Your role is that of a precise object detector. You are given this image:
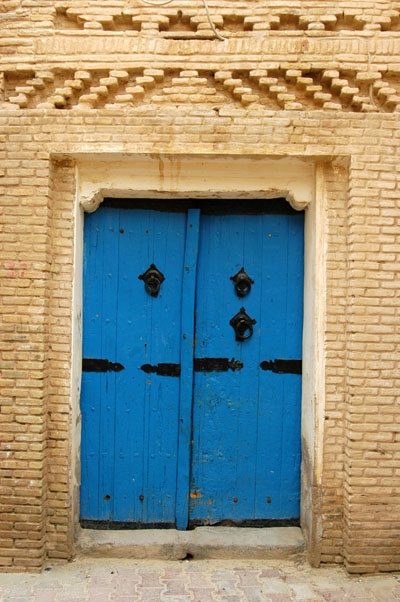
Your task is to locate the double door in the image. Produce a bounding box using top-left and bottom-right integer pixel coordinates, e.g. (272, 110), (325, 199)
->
(80, 199), (304, 529)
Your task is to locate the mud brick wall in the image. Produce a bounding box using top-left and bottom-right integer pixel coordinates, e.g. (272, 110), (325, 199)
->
(1, 0), (400, 572)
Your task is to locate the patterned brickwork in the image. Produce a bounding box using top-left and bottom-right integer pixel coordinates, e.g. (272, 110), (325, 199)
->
(52, 2), (400, 36)
(320, 162), (349, 565)
(46, 160), (75, 561)
(0, 116), (51, 570)
(3, 1), (400, 36)
(0, 0), (400, 573)
(3, 66), (400, 112)
(344, 149), (400, 572)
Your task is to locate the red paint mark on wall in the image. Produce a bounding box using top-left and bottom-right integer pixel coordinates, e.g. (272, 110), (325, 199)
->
(6, 263), (27, 278)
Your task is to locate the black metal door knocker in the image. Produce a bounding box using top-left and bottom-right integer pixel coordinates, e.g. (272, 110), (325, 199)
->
(230, 307), (256, 341)
(138, 263), (165, 297)
(230, 267), (254, 298)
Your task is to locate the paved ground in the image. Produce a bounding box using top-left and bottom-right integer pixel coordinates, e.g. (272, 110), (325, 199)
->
(1, 556), (400, 602)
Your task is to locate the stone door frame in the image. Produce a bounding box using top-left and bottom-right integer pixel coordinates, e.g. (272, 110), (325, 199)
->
(69, 153), (328, 564)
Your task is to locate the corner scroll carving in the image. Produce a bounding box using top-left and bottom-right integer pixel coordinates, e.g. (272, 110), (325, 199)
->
(285, 191), (311, 211)
(80, 189), (104, 213)
(287, 196), (310, 211)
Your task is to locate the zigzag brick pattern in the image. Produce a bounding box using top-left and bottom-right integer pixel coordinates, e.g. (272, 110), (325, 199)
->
(3, 67), (400, 112)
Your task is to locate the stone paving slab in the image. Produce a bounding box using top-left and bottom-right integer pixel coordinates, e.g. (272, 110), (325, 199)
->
(0, 556), (400, 602)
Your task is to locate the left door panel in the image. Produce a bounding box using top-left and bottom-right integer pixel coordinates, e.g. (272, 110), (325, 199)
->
(80, 206), (187, 526)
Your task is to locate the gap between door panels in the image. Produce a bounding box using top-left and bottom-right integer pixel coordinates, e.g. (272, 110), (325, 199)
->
(101, 197), (299, 215)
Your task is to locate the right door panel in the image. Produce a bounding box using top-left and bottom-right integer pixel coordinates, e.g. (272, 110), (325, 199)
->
(190, 211), (304, 524)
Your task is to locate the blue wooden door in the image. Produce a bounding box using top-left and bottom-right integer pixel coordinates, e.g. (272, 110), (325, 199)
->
(80, 201), (303, 528)
(80, 205), (188, 525)
(190, 211), (304, 525)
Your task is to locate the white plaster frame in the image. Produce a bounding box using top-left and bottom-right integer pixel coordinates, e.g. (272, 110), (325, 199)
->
(70, 154), (326, 564)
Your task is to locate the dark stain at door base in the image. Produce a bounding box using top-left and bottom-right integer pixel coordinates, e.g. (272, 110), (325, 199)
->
(189, 517), (300, 528)
(80, 518), (300, 530)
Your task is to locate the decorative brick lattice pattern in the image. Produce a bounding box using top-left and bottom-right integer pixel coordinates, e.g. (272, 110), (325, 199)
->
(52, 4), (400, 36)
(26, 1), (400, 36)
(3, 67), (400, 112)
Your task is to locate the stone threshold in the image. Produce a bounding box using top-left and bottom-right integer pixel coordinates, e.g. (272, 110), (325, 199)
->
(76, 526), (304, 560)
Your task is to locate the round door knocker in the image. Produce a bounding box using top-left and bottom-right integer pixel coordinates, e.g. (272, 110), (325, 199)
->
(229, 307), (256, 341)
(230, 267), (254, 298)
(138, 263), (165, 297)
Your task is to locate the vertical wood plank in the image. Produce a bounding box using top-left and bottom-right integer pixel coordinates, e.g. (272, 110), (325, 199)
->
(81, 210), (104, 519)
(175, 208), (200, 530)
(144, 209), (186, 523)
(97, 210), (120, 520)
